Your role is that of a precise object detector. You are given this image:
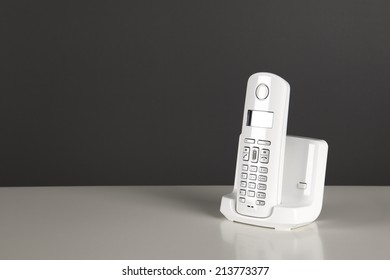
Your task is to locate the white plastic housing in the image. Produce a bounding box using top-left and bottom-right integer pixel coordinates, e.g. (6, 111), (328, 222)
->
(221, 135), (328, 230)
(235, 73), (290, 218)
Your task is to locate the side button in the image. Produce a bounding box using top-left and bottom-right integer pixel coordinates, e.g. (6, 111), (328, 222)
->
(297, 182), (307, 189)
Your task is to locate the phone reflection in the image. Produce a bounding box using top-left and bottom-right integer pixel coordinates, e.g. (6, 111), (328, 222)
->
(219, 221), (323, 259)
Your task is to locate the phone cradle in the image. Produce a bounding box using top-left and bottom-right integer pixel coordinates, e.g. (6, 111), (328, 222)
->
(220, 135), (328, 230)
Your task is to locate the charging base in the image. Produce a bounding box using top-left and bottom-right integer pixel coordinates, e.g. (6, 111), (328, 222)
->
(220, 136), (328, 230)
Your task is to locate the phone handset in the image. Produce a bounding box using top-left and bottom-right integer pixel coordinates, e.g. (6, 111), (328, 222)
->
(235, 73), (290, 218)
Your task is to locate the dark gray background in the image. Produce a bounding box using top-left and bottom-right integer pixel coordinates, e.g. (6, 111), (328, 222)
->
(1, 1), (389, 186)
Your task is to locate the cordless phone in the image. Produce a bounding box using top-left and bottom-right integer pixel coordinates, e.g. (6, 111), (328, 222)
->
(235, 73), (290, 218)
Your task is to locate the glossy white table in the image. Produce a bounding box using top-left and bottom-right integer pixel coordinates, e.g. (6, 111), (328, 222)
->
(0, 185), (389, 259)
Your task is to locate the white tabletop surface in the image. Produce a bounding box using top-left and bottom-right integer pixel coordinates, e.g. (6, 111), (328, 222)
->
(0, 185), (389, 260)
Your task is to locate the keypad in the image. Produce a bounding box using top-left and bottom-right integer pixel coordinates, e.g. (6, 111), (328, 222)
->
(238, 138), (271, 206)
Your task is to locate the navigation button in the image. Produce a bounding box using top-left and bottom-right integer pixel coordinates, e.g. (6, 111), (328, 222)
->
(251, 147), (259, 163)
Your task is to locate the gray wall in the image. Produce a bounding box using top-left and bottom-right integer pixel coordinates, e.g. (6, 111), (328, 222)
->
(1, 1), (390, 186)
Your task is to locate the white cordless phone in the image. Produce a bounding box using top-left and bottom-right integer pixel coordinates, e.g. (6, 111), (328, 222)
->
(235, 73), (290, 218)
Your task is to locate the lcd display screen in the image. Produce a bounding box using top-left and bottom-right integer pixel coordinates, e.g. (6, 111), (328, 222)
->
(247, 110), (274, 128)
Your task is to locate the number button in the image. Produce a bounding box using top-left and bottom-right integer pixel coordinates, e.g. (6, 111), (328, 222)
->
(248, 191), (255, 197)
(239, 189), (246, 196)
(239, 197), (246, 203)
(249, 174), (257, 181)
(257, 183), (267, 190)
(250, 165), (258, 172)
(242, 164), (249, 171)
(256, 200), (265, 206)
(248, 182), (256, 189)
(240, 181), (247, 188)
(241, 173), (248, 179)
(259, 167), (268, 173)
(258, 175), (267, 182)
(257, 192), (266, 199)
